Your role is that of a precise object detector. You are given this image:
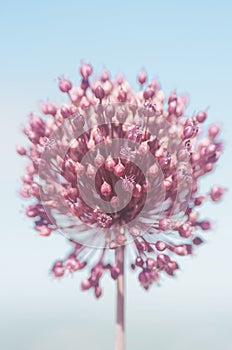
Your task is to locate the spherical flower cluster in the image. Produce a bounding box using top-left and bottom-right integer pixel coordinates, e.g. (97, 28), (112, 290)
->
(17, 62), (225, 297)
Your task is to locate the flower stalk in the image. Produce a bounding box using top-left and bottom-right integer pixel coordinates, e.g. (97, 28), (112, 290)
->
(115, 244), (125, 350)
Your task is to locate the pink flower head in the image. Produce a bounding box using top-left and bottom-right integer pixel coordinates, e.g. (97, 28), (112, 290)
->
(17, 62), (225, 297)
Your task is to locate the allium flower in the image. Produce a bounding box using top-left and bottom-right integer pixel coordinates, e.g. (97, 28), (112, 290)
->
(17, 62), (225, 350)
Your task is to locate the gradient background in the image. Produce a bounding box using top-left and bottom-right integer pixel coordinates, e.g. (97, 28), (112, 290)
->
(1, 0), (232, 349)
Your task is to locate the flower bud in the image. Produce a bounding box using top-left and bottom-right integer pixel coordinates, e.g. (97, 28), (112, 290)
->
(114, 162), (125, 177)
(81, 279), (91, 290)
(80, 63), (93, 78)
(155, 241), (166, 251)
(111, 266), (120, 280)
(16, 145), (27, 156)
(146, 258), (156, 269)
(95, 286), (102, 298)
(200, 220), (211, 230)
(101, 69), (110, 82)
(135, 256), (144, 267)
(208, 124), (220, 139)
(58, 77), (72, 92)
(101, 181), (112, 196)
(210, 186), (225, 202)
(105, 155), (116, 171)
(52, 262), (65, 277)
(137, 70), (147, 85)
(193, 237), (203, 245)
(116, 106), (127, 123)
(196, 111), (207, 123)
(95, 85), (105, 100)
(159, 218), (170, 231)
(143, 87), (154, 100)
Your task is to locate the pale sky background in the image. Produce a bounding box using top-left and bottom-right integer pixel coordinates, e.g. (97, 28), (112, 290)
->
(0, 0), (232, 349)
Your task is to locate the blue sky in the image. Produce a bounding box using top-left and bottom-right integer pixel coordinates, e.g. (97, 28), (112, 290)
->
(0, 1), (232, 349)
